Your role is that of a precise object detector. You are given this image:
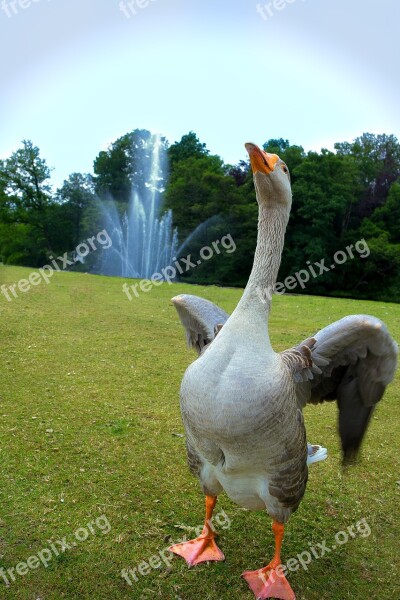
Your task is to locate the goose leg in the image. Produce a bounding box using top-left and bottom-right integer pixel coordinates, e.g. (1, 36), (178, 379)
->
(242, 521), (296, 600)
(169, 495), (225, 567)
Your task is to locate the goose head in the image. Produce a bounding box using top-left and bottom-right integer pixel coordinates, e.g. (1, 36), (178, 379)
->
(245, 142), (292, 210)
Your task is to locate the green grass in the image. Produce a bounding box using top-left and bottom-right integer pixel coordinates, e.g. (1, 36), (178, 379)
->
(0, 265), (399, 600)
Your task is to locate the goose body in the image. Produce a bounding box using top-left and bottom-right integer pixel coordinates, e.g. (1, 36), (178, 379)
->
(169, 143), (398, 599)
(180, 305), (307, 520)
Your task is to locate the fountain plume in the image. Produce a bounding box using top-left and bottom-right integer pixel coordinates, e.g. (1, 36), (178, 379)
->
(97, 135), (179, 279)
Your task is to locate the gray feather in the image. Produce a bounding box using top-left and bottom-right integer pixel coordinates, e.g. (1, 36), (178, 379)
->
(285, 315), (398, 462)
(172, 294), (229, 355)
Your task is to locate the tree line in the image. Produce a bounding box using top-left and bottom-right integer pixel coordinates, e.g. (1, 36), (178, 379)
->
(0, 129), (399, 302)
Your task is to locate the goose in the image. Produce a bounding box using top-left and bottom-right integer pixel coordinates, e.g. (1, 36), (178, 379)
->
(169, 142), (398, 599)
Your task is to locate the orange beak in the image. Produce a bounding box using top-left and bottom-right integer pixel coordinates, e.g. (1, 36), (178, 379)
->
(245, 143), (279, 175)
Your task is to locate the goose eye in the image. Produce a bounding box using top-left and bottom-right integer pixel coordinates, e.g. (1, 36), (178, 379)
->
(282, 165), (289, 174)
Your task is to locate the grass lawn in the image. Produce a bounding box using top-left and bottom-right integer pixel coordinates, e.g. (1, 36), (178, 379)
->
(0, 265), (399, 600)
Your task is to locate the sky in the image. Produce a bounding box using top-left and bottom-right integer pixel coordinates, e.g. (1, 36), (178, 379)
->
(1, 0), (399, 189)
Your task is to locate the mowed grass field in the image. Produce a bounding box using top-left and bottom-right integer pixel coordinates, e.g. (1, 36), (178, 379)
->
(0, 265), (399, 600)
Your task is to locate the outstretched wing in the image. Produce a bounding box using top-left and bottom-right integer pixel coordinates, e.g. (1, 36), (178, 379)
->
(172, 294), (229, 355)
(281, 315), (398, 462)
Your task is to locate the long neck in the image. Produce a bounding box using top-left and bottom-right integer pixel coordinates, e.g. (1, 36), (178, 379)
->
(231, 199), (290, 348)
(246, 202), (289, 301)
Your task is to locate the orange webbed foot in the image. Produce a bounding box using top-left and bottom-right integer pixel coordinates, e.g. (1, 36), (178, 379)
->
(169, 533), (225, 567)
(242, 564), (296, 600)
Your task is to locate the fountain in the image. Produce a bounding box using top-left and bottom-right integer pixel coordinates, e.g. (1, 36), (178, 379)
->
(97, 135), (179, 279)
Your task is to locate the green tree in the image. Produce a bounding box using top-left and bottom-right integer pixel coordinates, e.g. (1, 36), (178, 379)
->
(168, 131), (209, 167)
(0, 140), (53, 231)
(0, 141), (54, 265)
(165, 154), (237, 239)
(279, 149), (360, 292)
(369, 181), (400, 243)
(93, 129), (168, 203)
(351, 182), (400, 300)
(54, 173), (96, 248)
(335, 133), (400, 218)
(165, 134), (258, 286)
